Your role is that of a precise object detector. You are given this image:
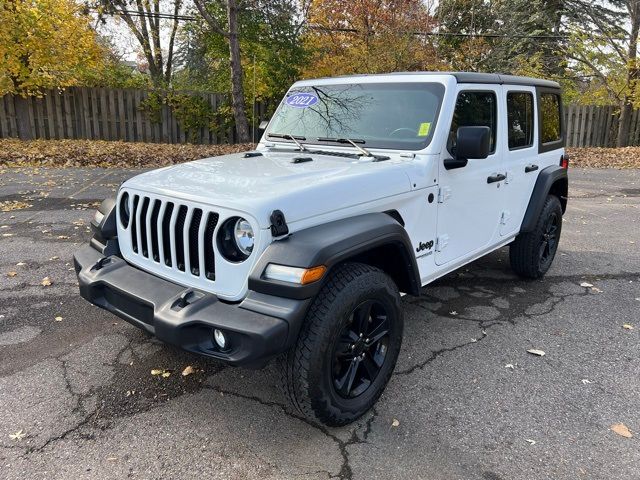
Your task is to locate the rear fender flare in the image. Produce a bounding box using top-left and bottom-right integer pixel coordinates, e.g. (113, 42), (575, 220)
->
(520, 165), (568, 233)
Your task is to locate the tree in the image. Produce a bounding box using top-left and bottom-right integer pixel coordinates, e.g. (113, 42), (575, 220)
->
(563, 0), (637, 146)
(434, 0), (497, 71)
(0, 0), (107, 139)
(0, 0), (106, 96)
(303, 0), (442, 77)
(193, 0), (251, 142)
(93, 0), (183, 86)
(176, 0), (308, 131)
(435, 0), (567, 75)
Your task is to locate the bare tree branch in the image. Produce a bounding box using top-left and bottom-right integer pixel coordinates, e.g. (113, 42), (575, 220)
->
(193, 0), (229, 37)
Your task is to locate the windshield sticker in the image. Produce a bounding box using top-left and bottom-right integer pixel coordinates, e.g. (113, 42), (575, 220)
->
(418, 122), (432, 137)
(285, 93), (319, 108)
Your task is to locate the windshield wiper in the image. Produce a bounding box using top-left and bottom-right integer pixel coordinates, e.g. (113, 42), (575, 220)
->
(316, 137), (373, 157)
(267, 133), (309, 152)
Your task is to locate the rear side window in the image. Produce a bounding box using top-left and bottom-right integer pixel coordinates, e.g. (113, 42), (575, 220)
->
(507, 92), (534, 149)
(540, 93), (561, 144)
(448, 91), (497, 154)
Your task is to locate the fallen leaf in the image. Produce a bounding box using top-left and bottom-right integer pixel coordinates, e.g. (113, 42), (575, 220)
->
(150, 369), (164, 376)
(505, 364), (515, 369)
(391, 419), (400, 427)
(611, 423), (633, 438)
(9, 430), (26, 441)
(525, 439), (536, 445)
(527, 349), (546, 356)
(161, 371), (171, 378)
(41, 277), (52, 286)
(182, 365), (195, 377)
(580, 282), (594, 288)
(57, 235), (70, 239)
(0, 200), (32, 212)
(591, 287), (603, 293)
(16, 262), (26, 266)
(582, 379), (592, 384)
(54, 316), (63, 322)
(623, 324), (634, 330)
(49, 256), (59, 260)
(0, 139), (252, 169)
(7, 271), (17, 277)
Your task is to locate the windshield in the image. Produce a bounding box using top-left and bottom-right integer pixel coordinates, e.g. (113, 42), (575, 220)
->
(266, 82), (445, 151)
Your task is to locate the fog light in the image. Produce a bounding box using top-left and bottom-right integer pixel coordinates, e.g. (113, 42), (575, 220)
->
(213, 329), (227, 350)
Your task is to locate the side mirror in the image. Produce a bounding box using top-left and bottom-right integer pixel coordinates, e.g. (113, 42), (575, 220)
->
(444, 126), (491, 170)
(259, 120), (269, 132)
(456, 126), (491, 160)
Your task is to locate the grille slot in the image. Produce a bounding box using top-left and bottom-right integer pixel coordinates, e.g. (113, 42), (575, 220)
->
(161, 203), (174, 266)
(188, 209), (203, 276)
(131, 195), (140, 253)
(174, 205), (188, 271)
(125, 193), (223, 284)
(139, 197), (150, 257)
(149, 200), (161, 262)
(204, 212), (219, 280)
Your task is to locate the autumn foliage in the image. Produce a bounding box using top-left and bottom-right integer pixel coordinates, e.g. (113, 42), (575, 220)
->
(303, 0), (444, 78)
(0, 0), (106, 96)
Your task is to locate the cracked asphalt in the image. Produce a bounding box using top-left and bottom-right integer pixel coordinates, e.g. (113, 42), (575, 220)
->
(0, 166), (639, 480)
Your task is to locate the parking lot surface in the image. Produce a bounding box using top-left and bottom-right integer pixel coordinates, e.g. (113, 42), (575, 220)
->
(1, 166), (639, 479)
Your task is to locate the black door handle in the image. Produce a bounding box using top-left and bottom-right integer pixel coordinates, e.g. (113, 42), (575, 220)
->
(525, 164), (539, 173)
(487, 173), (506, 184)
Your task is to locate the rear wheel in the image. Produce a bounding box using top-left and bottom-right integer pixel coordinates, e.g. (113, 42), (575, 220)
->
(510, 195), (563, 278)
(279, 262), (403, 426)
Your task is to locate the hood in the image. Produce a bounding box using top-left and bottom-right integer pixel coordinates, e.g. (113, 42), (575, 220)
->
(122, 149), (413, 228)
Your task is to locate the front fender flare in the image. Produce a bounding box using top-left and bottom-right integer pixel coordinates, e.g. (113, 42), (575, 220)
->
(248, 213), (421, 300)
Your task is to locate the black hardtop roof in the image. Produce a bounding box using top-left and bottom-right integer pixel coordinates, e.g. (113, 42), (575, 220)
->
(323, 71), (560, 89)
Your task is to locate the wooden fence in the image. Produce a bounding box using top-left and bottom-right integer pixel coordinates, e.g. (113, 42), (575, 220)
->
(565, 105), (625, 148)
(0, 89), (637, 147)
(0, 87), (268, 144)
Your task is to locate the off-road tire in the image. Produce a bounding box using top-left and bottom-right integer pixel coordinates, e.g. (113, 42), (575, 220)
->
(278, 262), (403, 426)
(510, 194), (563, 279)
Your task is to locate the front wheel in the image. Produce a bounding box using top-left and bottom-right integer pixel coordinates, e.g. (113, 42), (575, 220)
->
(279, 262), (403, 426)
(510, 194), (563, 279)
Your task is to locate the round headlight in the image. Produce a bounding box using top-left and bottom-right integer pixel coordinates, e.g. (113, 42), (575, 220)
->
(119, 192), (130, 228)
(217, 216), (254, 262)
(234, 218), (254, 255)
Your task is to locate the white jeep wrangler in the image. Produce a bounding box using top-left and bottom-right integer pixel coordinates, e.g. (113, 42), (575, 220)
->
(75, 72), (568, 426)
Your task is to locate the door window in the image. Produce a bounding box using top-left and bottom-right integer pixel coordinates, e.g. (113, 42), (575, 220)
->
(507, 92), (534, 149)
(448, 91), (497, 154)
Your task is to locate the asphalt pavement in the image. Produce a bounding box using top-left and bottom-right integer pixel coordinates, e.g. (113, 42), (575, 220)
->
(0, 166), (639, 480)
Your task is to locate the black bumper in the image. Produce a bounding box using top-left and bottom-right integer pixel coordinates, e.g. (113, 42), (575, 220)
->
(74, 245), (310, 368)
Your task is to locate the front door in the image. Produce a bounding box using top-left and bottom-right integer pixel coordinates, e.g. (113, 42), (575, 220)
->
(435, 86), (505, 266)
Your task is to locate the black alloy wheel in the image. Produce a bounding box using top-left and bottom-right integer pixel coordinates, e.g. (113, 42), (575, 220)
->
(331, 299), (392, 399)
(539, 211), (559, 267)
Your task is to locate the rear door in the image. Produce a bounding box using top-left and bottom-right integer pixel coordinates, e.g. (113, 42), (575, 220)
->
(500, 87), (538, 236)
(435, 86), (505, 265)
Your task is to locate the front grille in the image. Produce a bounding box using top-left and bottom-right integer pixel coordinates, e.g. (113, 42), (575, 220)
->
(127, 195), (219, 282)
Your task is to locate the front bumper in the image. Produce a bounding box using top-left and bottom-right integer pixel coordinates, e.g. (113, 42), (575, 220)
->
(74, 244), (310, 368)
